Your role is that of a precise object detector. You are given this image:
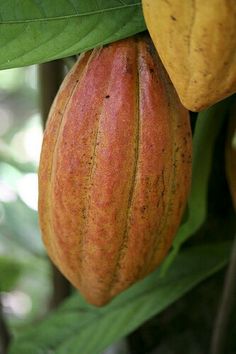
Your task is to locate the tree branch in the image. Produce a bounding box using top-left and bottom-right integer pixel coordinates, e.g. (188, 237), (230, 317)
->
(38, 60), (65, 128)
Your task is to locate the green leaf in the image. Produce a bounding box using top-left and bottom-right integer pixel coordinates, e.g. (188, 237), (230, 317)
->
(162, 99), (233, 273)
(0, 0), (145, 70)
(9, 242), (231, 354)
(0, 256), (23, 291)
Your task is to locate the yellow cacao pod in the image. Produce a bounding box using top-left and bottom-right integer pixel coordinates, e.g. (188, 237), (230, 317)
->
(38, 35), (192, 306)
(225, 106), (236, 211)
(142, 0), (236, 111)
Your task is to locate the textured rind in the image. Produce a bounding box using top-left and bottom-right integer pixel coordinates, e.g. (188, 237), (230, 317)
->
(38, 35), (192, 306)
(225, 107), (236, 211)
(142, 0), (236, 111)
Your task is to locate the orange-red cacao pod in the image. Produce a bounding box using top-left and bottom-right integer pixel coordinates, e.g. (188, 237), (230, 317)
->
(38, 35), (192, 306)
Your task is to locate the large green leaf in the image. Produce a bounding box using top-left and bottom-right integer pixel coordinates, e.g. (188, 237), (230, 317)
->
(0, 0), (145, 70)
(9, 242), (230, 354)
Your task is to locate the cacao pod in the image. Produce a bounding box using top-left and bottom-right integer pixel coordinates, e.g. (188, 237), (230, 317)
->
(225, 106), (236, 211)
(38, 35), (192, 306)
(142, 0), (236, 111)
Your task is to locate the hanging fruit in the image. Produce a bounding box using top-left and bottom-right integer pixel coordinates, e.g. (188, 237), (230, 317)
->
(38, 35), (192, 306)
(142, 0), (236, 111)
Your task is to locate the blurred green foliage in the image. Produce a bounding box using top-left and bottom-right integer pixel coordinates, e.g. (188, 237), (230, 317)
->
(0, 66), (51, 333)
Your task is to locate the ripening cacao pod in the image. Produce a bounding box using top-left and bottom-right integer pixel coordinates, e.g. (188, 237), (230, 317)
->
(225, 106), (236, 211)
(142, 0), (236, 111)
(38, 35), (192, 306)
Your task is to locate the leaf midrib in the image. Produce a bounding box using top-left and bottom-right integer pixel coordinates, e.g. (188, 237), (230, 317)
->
(0, 2), (142, 25)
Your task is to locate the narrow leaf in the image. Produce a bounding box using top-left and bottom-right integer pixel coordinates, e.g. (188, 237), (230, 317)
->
(162, 99), (233, 272)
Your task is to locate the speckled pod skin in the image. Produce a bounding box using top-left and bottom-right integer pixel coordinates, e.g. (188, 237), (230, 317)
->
(38, 35), (192, 306)
(225, 107), (236, 211)
(142, 0), (236, 111)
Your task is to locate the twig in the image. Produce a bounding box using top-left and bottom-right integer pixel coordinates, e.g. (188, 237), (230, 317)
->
(38, 60), (71, 308)
(0, 295), (11, 354)
(210, 233), (236, 354)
